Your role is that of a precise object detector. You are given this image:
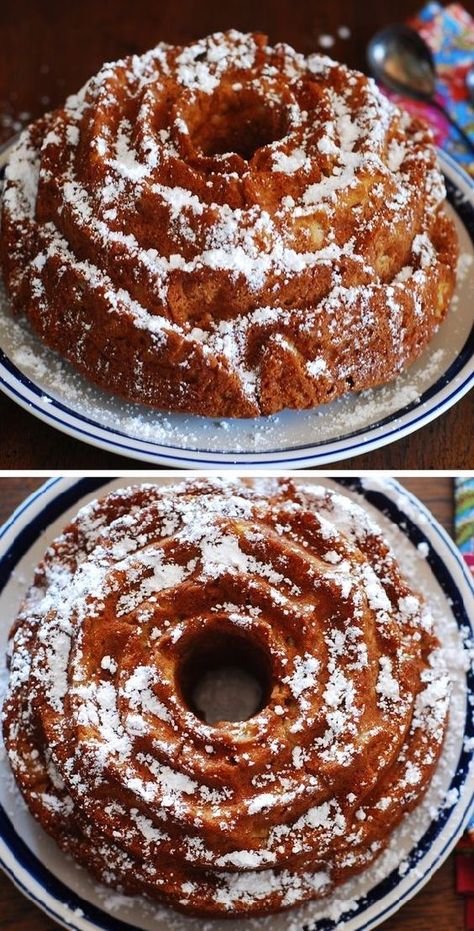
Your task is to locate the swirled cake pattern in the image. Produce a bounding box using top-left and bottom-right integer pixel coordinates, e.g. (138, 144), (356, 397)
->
(2, 479), (450, 916)
(0, 32), (458, 416)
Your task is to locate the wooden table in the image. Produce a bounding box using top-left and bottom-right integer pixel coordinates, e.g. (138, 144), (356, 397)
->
(0, 0), (473, 468)
(0, 476), (464, 930)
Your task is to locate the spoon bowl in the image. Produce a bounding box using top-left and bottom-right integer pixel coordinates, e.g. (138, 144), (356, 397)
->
(367, 24), (436, 100)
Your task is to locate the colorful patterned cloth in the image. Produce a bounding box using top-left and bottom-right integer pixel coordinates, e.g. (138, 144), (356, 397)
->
(455, 476), (474, 914)
(382, 2), (474, 177)
(455, 478), (474, 576)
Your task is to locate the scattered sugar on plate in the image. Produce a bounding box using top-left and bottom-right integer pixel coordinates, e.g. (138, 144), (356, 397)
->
(318, 34), (335, 49)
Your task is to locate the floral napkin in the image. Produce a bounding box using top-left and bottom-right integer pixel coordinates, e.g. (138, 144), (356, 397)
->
(455, 478), (474, 577)
(382, 2), (474, 177)
(454, 476), (474, 911)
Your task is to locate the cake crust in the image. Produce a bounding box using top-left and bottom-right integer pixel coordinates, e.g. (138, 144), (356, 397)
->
(2, 479), (450, 917)
(0, 31), (458, 417)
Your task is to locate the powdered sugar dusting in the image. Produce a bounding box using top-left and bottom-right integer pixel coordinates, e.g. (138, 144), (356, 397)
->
(0, 477), (471, 931)
(0, 478), (459, 921)
(0, 29), (459, 418)
(0, 238), (471, 459)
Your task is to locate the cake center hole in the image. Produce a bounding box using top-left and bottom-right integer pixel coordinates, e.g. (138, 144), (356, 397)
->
(189, 89), (289, 161)
(178, 630), (272, 725)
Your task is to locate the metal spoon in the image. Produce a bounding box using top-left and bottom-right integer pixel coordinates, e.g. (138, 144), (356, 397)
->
(367, 24), (474, 156)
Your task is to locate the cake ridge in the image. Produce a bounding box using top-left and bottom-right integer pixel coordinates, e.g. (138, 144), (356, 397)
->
(0, 30), (458, 416)
(2, 479), (450, 917)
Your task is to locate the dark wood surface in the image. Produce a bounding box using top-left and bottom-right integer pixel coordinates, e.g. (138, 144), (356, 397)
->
(0, 476), (464, 929)
(0, 0), (473, 468)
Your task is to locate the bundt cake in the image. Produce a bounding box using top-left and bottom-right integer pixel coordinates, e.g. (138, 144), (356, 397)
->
(0, 31), (458, 418)
(2, 479), (450, 917)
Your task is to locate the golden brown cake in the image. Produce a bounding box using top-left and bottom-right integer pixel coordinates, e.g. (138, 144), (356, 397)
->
(0, 31), (458, 418)
(2, 479), (450, 917)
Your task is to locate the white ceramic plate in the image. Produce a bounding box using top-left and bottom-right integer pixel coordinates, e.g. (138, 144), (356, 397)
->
(0, 476), (473, 931)
(0, 151), (473, 468)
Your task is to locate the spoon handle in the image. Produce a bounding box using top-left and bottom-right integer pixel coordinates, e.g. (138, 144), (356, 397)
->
(430, 98), (474, 157)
